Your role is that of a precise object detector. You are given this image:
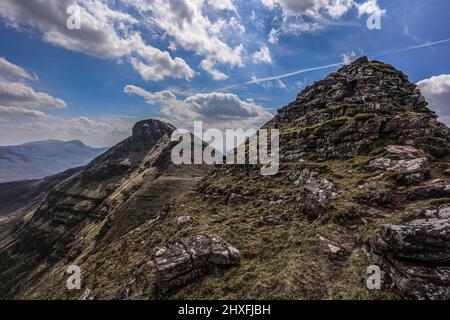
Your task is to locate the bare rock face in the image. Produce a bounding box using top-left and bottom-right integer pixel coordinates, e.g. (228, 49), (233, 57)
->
(368, 206), (450, 299)
(155, 235), (240, 293)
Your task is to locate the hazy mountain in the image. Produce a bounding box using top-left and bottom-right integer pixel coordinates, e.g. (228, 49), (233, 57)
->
(0, 58), (449, 300)
(0, 140), (107, 183)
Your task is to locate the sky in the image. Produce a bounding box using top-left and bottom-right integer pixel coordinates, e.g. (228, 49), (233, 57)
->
(0, 0), (449, 147)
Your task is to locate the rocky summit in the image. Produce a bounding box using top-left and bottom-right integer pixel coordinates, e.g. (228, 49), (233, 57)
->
(0, 58), (449, 300)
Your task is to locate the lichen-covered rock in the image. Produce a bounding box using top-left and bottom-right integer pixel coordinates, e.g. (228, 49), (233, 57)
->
(155, 235), (240, 293)
(368, 207), (450, 299)
(366, 157), (428, 172)
(302, 177), (338, 220)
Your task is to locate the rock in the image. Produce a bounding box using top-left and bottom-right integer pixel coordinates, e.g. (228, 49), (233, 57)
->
(356, 189), (392, 207)
(367, 215), (450, 299)
(227, 193), (244, 205)
(407, 181), (450, 200)
(388, 158), (428, 172)
(385, 145), (421, 159)
(115, 281), (134, 300)
(395, 172), (427, 185)
(177, 216), (192, 227)
(366, 157), (428, 172)
(302, 177), (338, 220)
(155, 235), (240, 293)
(263, 216), (281, 225)
(444, 169), (450, 176)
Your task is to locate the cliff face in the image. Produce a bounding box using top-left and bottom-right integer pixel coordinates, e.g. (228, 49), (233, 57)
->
(1, 58), (449, 300)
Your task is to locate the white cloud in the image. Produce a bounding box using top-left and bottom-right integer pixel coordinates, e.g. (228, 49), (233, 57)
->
(0, 79), (67, 109)
(207, 0), (236, 12)
(260, 0), (386, 35)
(342, 50), (358, 65)
(124, 85), (273, 130)
(417, 74), (450, 125)
(124, 0), (245, 72)
(0, 57), (36, 80)
(356, 0), (386, 17)
(0, 0), (195, 82)
(124, 85), (177, 104)
(200, 58), (228, 81)
(0, 57), (65, 110)
(268, 28), (280, 44)
(252, 44), (273, 64)
(0, 105), (49, 119)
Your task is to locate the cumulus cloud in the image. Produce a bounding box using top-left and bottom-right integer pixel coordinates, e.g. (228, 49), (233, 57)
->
(260, 0), (386, 35)
(417, 74), (450, 125)
(200, 58), (228, 81)
(124, 85), (177, 104)
(0, 0), (195, 82)
(252, 44), (273, 64)
(0, 57), (36, 80)
(0, 79), (67, 109)
(0, 57), (128, 147)
(124, 85), (273, 130)
(124, 0), (245, 70)
(0, 57), (66, 110)
(207, 0), (236, 12)
(0, 105), (49, 119)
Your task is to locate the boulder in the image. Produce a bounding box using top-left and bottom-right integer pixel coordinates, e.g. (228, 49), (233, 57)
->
(407, 180), (450, 200)
(155, 235), (240, 293)
(366, 157), (428, 172)
(367, 212), (450, 299)
(385, 145), (422, 159)
(302, 177), (338, 220)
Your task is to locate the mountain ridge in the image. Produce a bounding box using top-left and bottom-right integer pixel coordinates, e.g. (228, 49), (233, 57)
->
(0, 139), (108, 183)
(0, 58), (449, 300)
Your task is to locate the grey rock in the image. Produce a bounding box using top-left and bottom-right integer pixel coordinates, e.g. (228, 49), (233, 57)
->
(368, 215), (450, 299)
(155, 235), (240, 293)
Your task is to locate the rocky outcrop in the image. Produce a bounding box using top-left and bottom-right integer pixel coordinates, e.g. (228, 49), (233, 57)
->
(155, 235), (240, 293)
(273, 57), (449, 161)
(368, 205), (450, 299)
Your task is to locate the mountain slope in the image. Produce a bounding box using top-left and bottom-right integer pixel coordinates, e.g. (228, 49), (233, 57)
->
(0, 140), (107, 183)
(0, 166), (83, 239)
(0, 119), (213, 298)
(1, 58), (449, 300)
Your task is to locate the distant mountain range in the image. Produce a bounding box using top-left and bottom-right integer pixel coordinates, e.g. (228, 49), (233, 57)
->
(0, 140), (107, 183)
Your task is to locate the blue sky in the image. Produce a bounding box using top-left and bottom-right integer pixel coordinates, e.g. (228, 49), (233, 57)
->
(0, 0), (449, 147)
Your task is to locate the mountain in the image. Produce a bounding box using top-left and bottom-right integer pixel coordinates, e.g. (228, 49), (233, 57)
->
(0, 58), (449, 300)
(0, 119), (213, 298)
(0, 167), (83, 239)
(0, 140), (107, 183)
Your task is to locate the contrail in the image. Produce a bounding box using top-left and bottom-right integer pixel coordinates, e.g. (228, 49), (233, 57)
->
(218, 38), (450, 92)
(371, 38), (450, 58)
(218, 63), (343, 91)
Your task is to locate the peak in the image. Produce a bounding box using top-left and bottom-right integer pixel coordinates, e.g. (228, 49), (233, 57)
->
(276, 57), (429, 127)
(132, 119), (175, 138)
(66, 140), (86, 146)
